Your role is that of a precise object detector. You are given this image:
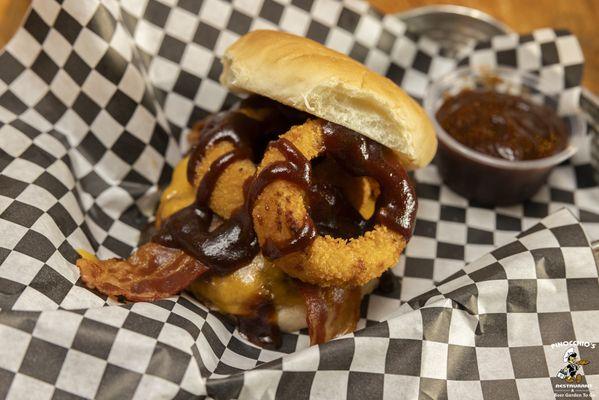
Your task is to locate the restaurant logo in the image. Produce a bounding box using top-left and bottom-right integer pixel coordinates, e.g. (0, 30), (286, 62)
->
(556, 347), (590, 383)
(551, 341), (595, 398)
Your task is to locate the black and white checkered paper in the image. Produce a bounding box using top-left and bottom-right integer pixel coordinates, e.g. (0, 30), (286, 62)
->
(0, 1), (598, 399)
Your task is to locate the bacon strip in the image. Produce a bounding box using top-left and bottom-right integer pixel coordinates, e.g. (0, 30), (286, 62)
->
(76, 242), (208, 302)
(298, 283), (362, 345)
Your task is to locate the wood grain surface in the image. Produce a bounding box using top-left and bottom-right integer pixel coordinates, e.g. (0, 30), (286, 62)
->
(0, 0), (596, 92)
(0, 0), (29, 49)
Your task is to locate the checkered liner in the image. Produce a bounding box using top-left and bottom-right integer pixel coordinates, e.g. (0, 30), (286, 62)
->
(0, 0), (598, 399)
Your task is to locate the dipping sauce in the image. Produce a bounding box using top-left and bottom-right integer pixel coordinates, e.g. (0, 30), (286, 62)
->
(425, 66), (580, 207)
(436, 89), (568, 161)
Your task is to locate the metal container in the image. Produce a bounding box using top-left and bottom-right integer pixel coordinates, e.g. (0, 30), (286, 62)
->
(397, 5), (512, 58)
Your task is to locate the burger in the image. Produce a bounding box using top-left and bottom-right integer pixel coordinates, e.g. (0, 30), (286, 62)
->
(77, 30), (437, 347)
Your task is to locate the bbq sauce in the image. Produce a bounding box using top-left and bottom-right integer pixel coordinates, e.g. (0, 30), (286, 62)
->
(155, 97), (306, 274)
(154, 98), (418, 348)
(377, 269), (399, 294)
(436, 89), (568, 161)
(251, 125), (417, 258)
(187, 112), (260, 183)
(157, 111), (418, 271)
(308, 179), (370, 239)
(154, 180), (259, 274)
(321, 122), (417, 241)
(245, 138), (317, 259)
(434, 89), (571, 205)
(187, 97), (308, 183)
(236, 300), (281, 349)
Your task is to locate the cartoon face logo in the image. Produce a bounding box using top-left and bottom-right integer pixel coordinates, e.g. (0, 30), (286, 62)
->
(557, 347), (590, 383)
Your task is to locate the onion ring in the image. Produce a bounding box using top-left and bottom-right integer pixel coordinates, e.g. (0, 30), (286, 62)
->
(156, 134), (256, 226)
(157, 96), (311, 225)
(251, 119), (409, 287)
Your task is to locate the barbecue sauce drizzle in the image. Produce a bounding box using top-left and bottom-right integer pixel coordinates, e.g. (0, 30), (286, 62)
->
(247, 122), (418, 258)
(236, 300), (281, 349)
(154, 97), (306, 273)
(246, 138), (317, 259)
(321, 122), (417, 241)
(152, 97), (417, 347)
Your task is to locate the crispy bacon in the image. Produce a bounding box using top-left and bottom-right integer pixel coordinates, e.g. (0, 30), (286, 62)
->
(298, 283), (362, 345)
(76, 242), (208, 302)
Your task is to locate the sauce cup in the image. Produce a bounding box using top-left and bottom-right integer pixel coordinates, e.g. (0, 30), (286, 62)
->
(424, 66), (585, 206)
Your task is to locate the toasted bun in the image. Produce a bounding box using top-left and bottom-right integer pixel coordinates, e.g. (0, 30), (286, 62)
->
(220, 30), (437, 169)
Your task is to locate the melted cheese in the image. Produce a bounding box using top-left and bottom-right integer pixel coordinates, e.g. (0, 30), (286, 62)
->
(348, 177), (380, 219)
(156, 156), (195, 227)
(188, 255), (302, 316)
(76, 248), (97, 261)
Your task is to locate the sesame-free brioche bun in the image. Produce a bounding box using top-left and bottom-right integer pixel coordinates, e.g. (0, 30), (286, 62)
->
(220, 30), (437, 169)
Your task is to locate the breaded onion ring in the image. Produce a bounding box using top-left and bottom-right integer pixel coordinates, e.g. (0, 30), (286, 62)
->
(156, 139), (256, 226)
(252, 120), (410, 287)
(192, 140), (256, 219)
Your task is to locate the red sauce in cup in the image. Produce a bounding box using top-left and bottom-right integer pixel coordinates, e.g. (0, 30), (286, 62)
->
(436, 89), (568, 161)
(433, 89), (571, 206)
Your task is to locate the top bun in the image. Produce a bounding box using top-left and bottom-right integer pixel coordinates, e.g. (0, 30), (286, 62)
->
(220, 30), (437, 169)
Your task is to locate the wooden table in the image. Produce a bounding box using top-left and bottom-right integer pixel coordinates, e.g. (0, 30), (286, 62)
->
(0, 0), (28, 50)
(0, 0), (596, 93)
